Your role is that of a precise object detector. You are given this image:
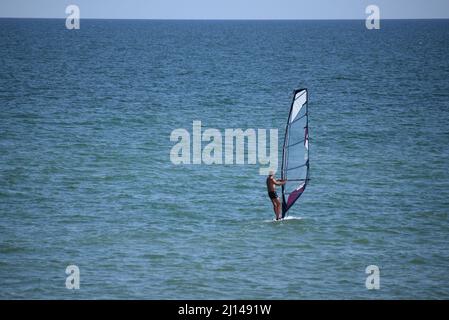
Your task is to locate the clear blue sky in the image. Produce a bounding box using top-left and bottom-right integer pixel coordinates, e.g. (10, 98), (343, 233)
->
(1, 0), (448, 19)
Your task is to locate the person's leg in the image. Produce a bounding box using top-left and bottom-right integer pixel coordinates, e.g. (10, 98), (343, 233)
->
(275, 198), (282, 220)
(270, 199), (277, 217)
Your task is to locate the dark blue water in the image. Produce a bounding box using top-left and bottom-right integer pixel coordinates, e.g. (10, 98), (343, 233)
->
(1, 19), (449, 299)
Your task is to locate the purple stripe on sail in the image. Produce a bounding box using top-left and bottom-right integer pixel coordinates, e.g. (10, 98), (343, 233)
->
(286, 185), (305, 208)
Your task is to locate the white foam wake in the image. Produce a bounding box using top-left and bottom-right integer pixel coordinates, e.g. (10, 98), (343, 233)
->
(264, 216), (303, 223)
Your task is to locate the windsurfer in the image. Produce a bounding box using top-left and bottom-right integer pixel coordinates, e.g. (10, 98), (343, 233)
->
(266, 170), (287, 220)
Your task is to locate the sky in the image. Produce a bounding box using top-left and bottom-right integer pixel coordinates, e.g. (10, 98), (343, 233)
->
(0, 0), (448, 19)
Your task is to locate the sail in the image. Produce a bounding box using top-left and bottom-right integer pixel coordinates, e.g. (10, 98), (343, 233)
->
(281, 88), (310, 218)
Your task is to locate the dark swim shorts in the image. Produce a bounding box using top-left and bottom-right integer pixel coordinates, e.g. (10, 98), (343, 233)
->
(268, 191), (278, 199)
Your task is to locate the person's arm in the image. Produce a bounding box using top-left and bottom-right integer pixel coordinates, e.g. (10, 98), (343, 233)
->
(274, 179), (287, 185)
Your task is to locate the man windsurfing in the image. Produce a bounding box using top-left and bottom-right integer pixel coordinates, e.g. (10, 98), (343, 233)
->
(266, 170), (287, 220)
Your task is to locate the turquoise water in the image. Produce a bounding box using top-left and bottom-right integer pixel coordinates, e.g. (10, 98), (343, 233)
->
(0, 19), (449, 299)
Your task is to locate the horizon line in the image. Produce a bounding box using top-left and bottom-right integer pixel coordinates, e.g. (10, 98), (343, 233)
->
(1, 17), (449, 21)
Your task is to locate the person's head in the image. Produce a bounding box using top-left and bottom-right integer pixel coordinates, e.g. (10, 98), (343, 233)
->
(268, 170), (275, 177)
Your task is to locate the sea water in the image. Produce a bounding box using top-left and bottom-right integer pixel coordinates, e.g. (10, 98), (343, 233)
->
(0, 19), (448, 299)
